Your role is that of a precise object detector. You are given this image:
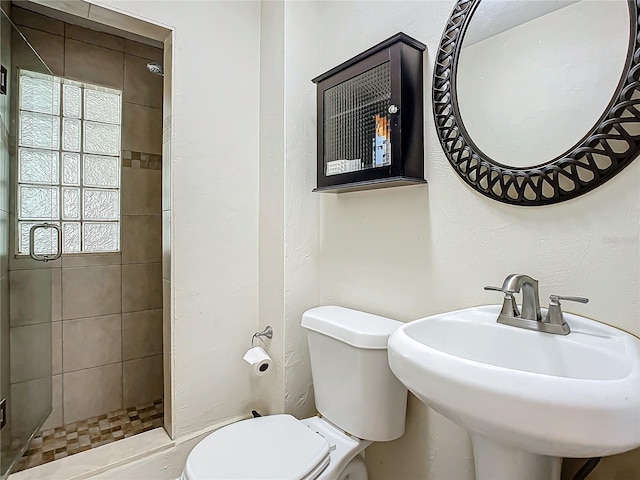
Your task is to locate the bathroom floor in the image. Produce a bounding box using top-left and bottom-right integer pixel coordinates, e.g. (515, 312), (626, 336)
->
(14, 399), (164, 473)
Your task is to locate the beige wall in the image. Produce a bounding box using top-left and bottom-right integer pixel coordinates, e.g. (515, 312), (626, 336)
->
(280, 1), (639, 479)
(6, 1), (637, 479)
(258, 0), (285, 416)
(9, 6), (163, 429)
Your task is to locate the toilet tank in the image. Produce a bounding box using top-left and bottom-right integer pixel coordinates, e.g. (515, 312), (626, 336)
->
(301, 306), (408, 442)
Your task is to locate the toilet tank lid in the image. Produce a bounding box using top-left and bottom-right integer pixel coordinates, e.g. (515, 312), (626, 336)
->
(301, 306), (403, 349)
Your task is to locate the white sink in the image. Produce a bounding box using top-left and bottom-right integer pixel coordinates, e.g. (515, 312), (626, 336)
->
(388, 305), (640, 480)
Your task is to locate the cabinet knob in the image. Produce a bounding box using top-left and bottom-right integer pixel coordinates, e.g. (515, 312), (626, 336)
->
(388, 104), (399, 114)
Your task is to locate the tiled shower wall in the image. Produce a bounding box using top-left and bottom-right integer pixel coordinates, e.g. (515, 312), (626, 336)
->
(10, 7), (163, 429)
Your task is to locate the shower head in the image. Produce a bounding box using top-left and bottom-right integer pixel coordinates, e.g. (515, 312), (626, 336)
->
(146, 62), (164, 76)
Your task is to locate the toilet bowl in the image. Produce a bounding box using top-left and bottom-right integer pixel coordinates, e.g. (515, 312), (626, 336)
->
(181, 306), (408, 480)
(182, 414), (371, 480)
(299, 415), (371, 480)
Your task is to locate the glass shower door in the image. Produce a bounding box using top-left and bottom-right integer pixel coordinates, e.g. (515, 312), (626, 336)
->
(0, 9), (58, 478)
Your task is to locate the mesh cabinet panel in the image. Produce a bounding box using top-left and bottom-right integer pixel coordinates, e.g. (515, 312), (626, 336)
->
(323, 62), (391, 176)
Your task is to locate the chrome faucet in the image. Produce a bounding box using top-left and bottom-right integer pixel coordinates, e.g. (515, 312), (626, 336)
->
(485, 274), (588, 335)
(500, 274), (541, 322)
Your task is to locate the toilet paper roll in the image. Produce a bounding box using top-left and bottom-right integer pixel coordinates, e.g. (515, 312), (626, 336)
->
(243, 346), (272, 376)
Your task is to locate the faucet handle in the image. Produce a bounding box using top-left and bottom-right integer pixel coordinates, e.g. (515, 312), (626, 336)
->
(484, 285), (515, 294)
(484, 286), (520, 317)
(549, 295), (589, 305)
(544, 294), (588, 331)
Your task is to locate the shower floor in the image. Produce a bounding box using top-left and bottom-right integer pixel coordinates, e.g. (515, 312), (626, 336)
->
(14, 399), (164, 473)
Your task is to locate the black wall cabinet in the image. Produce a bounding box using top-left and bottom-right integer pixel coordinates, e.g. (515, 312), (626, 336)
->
(312, 33), (426, 193)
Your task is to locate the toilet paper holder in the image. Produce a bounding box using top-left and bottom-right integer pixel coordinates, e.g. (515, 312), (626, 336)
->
(251, 326), (273, 347)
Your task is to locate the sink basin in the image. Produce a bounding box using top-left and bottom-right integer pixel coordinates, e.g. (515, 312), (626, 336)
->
(388, 305), (640, 479)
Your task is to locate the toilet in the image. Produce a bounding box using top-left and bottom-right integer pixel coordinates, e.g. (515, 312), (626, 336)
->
(181, 306), (408, 480)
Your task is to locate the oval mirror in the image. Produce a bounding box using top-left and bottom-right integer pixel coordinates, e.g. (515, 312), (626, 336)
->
(434, 0), (639, 205)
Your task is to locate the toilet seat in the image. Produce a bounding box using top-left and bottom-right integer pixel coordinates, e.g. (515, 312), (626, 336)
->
(182, 414), (331, 480)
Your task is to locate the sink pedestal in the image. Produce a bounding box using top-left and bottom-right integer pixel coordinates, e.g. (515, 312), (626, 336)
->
(471, 433), (562, 480)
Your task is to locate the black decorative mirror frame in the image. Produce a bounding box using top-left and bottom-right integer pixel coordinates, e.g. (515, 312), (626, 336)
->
(433, 0), (640, 206)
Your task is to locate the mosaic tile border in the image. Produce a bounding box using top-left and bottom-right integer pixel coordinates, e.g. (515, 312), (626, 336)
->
(14, 399), (164, 473)
(122, 150), (162, 170)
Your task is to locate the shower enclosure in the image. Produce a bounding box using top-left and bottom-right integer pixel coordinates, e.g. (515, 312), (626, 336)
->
(0, 8), (58, 479)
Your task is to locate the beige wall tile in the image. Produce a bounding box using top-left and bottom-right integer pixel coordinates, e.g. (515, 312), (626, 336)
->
(123, 102), (162, 154)
(52, 321), (62, 375)
(88, 5), (167, 44)
(162, 137), (171, 212)
(63, 363), (122, 423)
(162, 210), (170, 281)
(10, 268), (52, 326)
(10, 376), (51, 439)
(12, 7), (64, 35)
(47, 1), (90, 19)
(1, 277), (9, 401)
(125, 39), (163, 62)
(122, 215), (161, 264)
(0, 267), (6, 301)
(51, 267), (61, 321)
(162, 36), (172, 118)
(122, 309), (162, 360)
(123, 354), (162, 407)
(10, 323), (51, 383)
(0, 160), (9, 213)
(41, 374), (63, 430)
(122, 263), (162, 313)
(162, 279), (171, 436)
(62, 252), (121, 268)
(124, 54), (163, 108)
(121, 167), (161, 216)
(65, 24), (124, 52)
(62, 265), (121, 320)
(0, 19), (8, 131)
(64, 38), (124, 89)
(13, 27), (64, 76)
(9, 253), (61, 271)
(63, 314), (122, 372)
(0, 146), (6, 193)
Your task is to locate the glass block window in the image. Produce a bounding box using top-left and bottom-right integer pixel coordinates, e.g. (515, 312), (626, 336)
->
(323, 62), (392, 175)
(17, 70), (121, 255)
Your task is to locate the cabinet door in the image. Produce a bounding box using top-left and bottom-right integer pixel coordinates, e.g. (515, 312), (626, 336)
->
(323, 61), (392, 174)
(317, 49), (398, 188)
